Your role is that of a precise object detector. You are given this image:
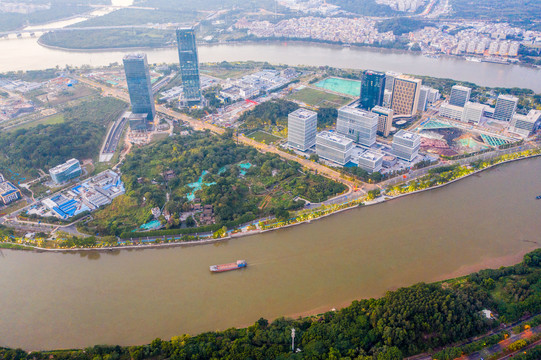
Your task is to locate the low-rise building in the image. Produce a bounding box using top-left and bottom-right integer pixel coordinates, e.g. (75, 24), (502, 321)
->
(0, 178), (22, 205)
(392, 130), (420, 162)
(49, 158), (82, 185)
(127, 112), (149, 131)
(439, 103), (464, 121)
(316, 131), (354, 165)
(358, 151), (384, 173)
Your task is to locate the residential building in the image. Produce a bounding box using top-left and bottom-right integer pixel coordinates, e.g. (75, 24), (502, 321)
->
(49, 158), (82, 185)
(439, 102), (464, 121)
(0, 179), (21, 205)
(372, 105), (394, 137)
(357, 151), (384, 173)
(336, 105), (379, 146)
(123, 54), (155, 120)
(462, 102), (487, 124)
(392, 130), (420, 161)
(359, 70), (385, 111)
(509, 110), (541, 137)
(494, 94), (518, 122)
(176, 27), (201, 105)
(449, 85), (471, 107)
(390, 76), (422, 116)
(288, 108), (317, 151)
(316, 131), (354, 165)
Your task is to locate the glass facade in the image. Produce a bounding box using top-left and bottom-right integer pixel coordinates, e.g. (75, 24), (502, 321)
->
(359, 70), (385, 111)
(49, 158), (82, 184)
(123, 54), (155, 120)
(176, 27), (201, 104)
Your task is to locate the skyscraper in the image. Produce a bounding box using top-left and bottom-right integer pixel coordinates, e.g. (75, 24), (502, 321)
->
(449, 85), (471, 107)
(288, 108), (317, 151)
(176, 27), (201, 105)
(359, 70), (385, 111)
(494, 94), (518, 122)
(123, 54), (155, 120)
(390, 76), (422, 117)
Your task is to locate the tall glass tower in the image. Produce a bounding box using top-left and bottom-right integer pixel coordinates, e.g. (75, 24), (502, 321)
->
(359, 70), (386, 111)
(123, 53), (155, 120)
(176, 27), (201, 105)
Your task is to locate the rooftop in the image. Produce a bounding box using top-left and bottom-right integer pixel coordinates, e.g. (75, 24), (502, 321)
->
(395, 130), (420, 141)
(498, 94), (519, 102)
(290, 108), (317, 119)
(359, 151), (384, 162)
(339, 105), (379, 118)
(371, 105), (393, 115)
(452, 85), (472, 91)
(0, 180), (18, 195)
(49, 158), (80, 175)
(317, 131), (353, 146)
(123, 53), (147, 61)
(464, 102), (488, 110)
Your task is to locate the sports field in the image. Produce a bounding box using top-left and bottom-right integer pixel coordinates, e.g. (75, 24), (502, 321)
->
(315, 77), (362, 97)
(288, 88), (350, 108)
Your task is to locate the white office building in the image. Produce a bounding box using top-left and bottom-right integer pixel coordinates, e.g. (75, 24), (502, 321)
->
(494, 94), (518, 122)
(439, 103), (464, 121)
(462, 102), (488, 124)
(392, 130), (420, 162)
(316, 131), (354, 165)
(427, 88), (441, 104)
(449, 85), (471, 107)
(385, 71), (401, 92)
(509, 110), (541, 137)
(336, 105), (379, 146)
(358, 151), (384, 173)
(288, 108), (317, 151)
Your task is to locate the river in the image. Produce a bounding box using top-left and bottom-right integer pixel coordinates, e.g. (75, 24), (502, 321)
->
(1, 157), (540, 350)
(0, 37), (540, 92)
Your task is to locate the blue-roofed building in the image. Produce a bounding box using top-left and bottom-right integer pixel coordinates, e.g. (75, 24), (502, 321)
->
(0, 178), (22, 205)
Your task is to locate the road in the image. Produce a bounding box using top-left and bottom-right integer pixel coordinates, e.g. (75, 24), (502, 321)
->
(77, 76), (365, 191)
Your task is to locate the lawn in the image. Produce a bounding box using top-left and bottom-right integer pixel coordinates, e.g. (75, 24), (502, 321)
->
(289, 87), (351, 108)
(7, 114), (65, 132)
(247, 130), (282, 144)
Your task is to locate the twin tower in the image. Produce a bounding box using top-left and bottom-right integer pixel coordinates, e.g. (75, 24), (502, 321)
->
(123, 27), (202, 121)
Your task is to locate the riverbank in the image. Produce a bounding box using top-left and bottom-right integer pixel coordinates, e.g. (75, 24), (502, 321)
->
(4, 150), (540, 253)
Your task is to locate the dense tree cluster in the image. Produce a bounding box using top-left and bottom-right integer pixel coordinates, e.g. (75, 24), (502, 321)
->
(89, 131), (346, 235)
(239, 99), (299, 131)
(376, 18), (434, 36)
(0, 96), (126, 179)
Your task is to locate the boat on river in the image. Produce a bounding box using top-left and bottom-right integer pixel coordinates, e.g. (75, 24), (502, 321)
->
(536, 195), (541, 200)
(210, 260), (247, 273)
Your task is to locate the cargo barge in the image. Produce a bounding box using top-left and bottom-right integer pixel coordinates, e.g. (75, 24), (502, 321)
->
(210, 260), (247, 273)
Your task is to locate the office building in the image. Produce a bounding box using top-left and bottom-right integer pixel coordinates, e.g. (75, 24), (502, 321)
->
(418, 86), (430, 112)
(494, 94), (518, 122)
(372, 105), (394, 137)
(427, 88), (441, 104)
(390, 76), (422, 117)
(449, 85), (471, 107)
(509, 110), (541, 137)
(462, 102), (488, 124)
(359, 70), (385, 110)
(123, 54), (155, 120)
(383, 89), (393, 108)
(385, 71), (401, 92)
(357, 151), (384, 173)
(392, 130), (420, 162)
(336, 105), (379, 146)
(288, 108), (317, 151)
(316, 131), (354, 165)
(49, 158), (82, 185)
(176, 27), (201, 105)
(0, 178), (21, 205)
(439, 103), (464, 121)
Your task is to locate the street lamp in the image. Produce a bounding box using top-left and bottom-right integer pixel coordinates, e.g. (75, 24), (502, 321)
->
(291, 328), (295, 352)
